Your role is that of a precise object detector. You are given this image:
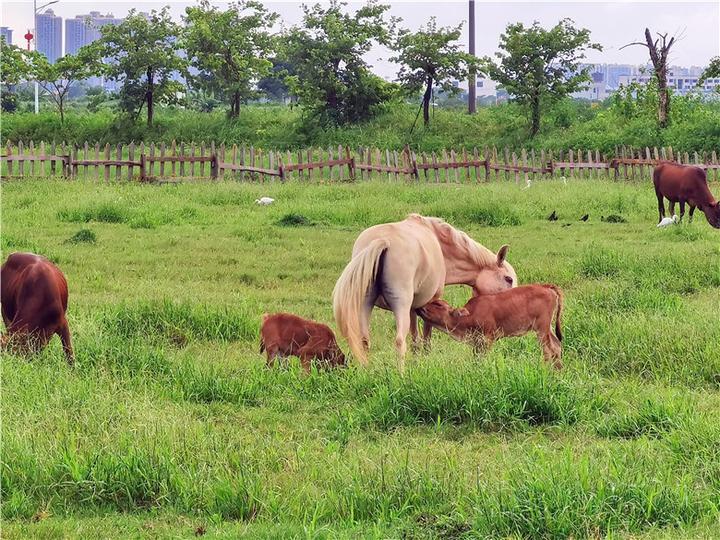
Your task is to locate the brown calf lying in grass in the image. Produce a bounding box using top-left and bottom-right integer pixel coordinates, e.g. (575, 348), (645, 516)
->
(418, 284), (564, 369)
(259, 313), (346, 373)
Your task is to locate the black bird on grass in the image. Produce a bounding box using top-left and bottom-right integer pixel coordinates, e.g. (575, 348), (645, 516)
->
(580, 214), (589, 222)
(547, 210), (558, 221)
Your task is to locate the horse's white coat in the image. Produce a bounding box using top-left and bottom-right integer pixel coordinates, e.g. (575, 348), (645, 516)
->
(332, 214), (517, 372)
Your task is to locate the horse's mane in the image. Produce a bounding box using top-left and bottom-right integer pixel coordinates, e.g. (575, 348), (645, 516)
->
(407, 214), (497, 267)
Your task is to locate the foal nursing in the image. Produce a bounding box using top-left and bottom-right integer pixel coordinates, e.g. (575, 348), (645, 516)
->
(419, 284), (564, 369)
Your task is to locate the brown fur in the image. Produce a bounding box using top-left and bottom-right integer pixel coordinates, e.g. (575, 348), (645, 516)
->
(1, 252), (74, 365)
(259, 313), (346, 373)
(418, 284), (564, 369)
(653, 162), (720, 228)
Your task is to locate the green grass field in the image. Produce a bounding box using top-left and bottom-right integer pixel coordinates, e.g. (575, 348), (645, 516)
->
(2, 177), (720, 539)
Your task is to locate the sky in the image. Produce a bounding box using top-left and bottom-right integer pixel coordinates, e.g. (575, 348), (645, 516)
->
(2, 0), (719, 79)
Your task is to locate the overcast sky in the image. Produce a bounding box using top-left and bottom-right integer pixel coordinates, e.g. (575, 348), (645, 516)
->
(3, 1), (718, 78)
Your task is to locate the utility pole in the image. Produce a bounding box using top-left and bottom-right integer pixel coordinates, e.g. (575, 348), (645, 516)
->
(468, 0), (476, 114)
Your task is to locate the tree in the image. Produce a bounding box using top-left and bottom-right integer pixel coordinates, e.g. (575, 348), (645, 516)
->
(257, 58), (294, 103)
(391, 18), (478, 126)
(621, 28), (676, 128)
(31, 45), (101, 123)
(484, 19), (601, 137)
(282, 0), (398, 125)
(184, 1), (277, 118)
(699, 56), (720, 93)
(1, 37), (36, 112)
(100, 7), (186, 126)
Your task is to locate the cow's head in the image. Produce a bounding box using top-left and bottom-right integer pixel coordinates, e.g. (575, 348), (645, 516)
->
(704, 201), (720, 229)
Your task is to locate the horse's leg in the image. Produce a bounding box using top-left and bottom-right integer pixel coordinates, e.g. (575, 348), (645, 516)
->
(689, 205), (696, 223)
(669, 201), (675, 216)
(382, 287), (413, 374)
(679, 201), (686, 222)
(392, 307), (412, 374)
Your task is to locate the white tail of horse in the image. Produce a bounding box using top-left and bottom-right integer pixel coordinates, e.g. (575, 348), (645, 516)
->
(332, 238), (389, 365)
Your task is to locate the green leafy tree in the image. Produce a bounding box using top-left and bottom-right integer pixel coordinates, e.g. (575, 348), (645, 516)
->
(31, 45), (101, 123)
(484, 19), (602, 137)
(391, 18), (478, 126)
(1, 37), (37, 112)
(282, 0), (397, 125)
(699, 56), (720, 93)
(100, 7), (187, 126)
(184, 0), (278, 118)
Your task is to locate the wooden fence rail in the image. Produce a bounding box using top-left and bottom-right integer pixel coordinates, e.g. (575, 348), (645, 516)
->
(2, 141), (719, 183)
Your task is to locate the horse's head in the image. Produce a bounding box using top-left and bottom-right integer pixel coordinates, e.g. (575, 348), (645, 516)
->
(472, 245), (518, 296)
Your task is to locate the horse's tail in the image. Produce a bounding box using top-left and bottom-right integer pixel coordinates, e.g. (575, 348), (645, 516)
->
(332, 238), (389, 365)
(546, 284), (564, 342)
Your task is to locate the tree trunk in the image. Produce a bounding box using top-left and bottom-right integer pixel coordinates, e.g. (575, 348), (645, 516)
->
(656, 68), (669, 128)
(422, 76), (433, 126)
(146, 68), (154, 127)
(530, 93), (541, 137)
(59, 98), (64, 124)
(642, 28), (674, 129)
(229, 91), (240, 118)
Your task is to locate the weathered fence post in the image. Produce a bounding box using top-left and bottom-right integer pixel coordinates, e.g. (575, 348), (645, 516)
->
(404, 144), (418, 180)
(345, 146), (355, 181)
(210, 153), (219, 180)
(140, 153), (147, 182)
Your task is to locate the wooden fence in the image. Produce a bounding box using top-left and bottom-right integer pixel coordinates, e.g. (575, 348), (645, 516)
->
(2, 141), (719, 183)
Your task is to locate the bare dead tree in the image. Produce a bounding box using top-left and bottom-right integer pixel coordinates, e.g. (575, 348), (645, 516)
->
(621, 28), (676, 128)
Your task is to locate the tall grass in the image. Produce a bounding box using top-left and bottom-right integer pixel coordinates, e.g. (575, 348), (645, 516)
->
(2, 178), (720, 537)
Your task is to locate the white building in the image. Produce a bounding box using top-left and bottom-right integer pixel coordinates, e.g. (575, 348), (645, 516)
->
(618, 71), (720, 96)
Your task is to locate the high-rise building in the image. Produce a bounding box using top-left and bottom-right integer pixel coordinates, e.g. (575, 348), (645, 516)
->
(35, 9), (62, 63)
(65, 12), (123, 55)
(0, 27), (13, 45)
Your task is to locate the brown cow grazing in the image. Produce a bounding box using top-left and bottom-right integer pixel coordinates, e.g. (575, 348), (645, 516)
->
(259, 313), (346, 373)
(653, 162), (720, 228)
(1, 252), (74, 365)
(418, 284), (564, 369)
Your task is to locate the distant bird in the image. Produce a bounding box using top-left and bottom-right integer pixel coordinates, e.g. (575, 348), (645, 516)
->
(547, 210), (558, 221)
(524, 178), (532, 189)
(560, 176), (568, 185)
(657, 215), (679, 228)
(255, 197), (275, 206)
(580, 214), (589, 222)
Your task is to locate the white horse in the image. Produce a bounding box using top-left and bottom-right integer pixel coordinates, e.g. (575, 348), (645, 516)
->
(332, 214), (517, 371)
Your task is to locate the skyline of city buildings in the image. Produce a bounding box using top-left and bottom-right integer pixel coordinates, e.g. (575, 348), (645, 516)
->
(454, 63), (718, 102)
(7, 10), (718, 99)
